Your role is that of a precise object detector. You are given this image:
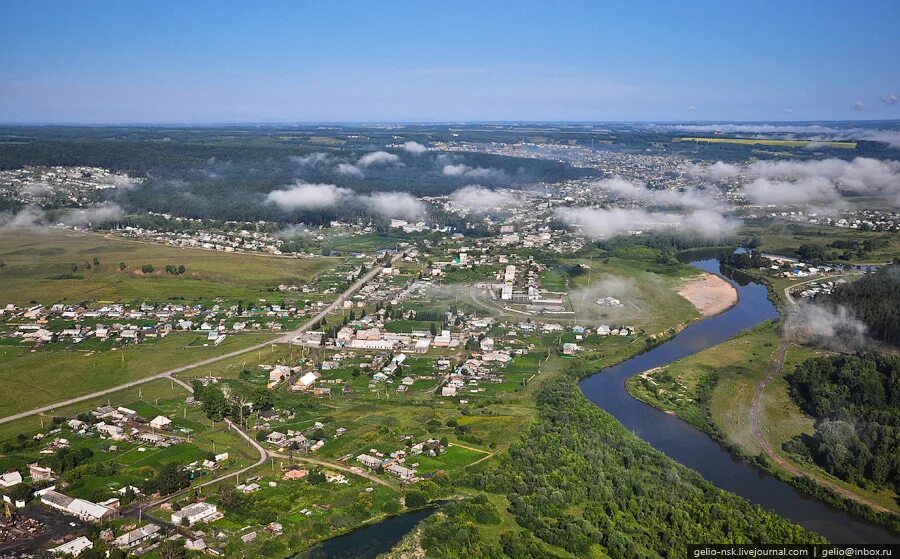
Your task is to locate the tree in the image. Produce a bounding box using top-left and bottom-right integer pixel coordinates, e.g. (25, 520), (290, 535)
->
(307, 468), (326, 484)
(118, 261), (126, 270)
(252, 387), (274, 411)
(404, 491), (427, 508)
(143, 463), (191, 496)
(201, 384), (228, 421)
(217, 485), (244, 510)
(141, 264), (154, 274)
(157, 539), (187, 559)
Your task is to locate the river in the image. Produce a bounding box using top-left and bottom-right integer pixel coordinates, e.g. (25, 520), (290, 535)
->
(296, 258), (896, 557)
(292, 508), (435, 559)
(579, 258), (899, 544)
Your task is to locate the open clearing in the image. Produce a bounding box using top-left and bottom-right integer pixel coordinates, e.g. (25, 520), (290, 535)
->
(0, 228), (341, 305)
(0, 332), (276, 418)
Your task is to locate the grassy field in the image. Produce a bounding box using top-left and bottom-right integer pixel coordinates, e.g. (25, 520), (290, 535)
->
(676, 137), (857, 149)
(566, 255), (700, 333)
(0, 331), (277, 418)
(743, 221), (900, 264)
(0, 229), (341, 305)
(627, 321), (900, 514)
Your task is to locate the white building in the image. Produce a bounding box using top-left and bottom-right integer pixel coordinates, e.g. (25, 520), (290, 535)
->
(113, 523), (161, 549)
(504, 265), (517, 283)
(149, 416), (172, 430)
(0, 471), (22, 487)
(50, 536), (93, 556)
(171, 502), (219, 526)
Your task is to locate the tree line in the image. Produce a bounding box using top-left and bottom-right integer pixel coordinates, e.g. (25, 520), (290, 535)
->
(823, 265), (900, 346)
(786, 354), (900, 493)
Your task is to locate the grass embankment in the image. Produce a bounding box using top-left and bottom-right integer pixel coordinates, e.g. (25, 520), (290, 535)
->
(626, 321), (900, 521)
(0, 229), (341, 305)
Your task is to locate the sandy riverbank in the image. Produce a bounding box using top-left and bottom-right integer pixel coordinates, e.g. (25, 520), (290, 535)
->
(677, 273), (738, 317)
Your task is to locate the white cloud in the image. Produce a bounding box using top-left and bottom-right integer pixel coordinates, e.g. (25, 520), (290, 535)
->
(0, 203), (125, 230)
(359, 192), (427, 221)
(57, 203), (125, 226)
(687, 161), (741, 179)
(442, 164), (508, 182)
(336, 163), (364, 177)
(290, 153), (332, 167)
(784, 302), (869, 352)
(265, 182), (352, 210)
(742, 157), (900, 204)
(742, 176), (842, 206)
(555, 207), (739, 240)
(690, 157), (900, 206)
(401, 141), (427, 155)
(853, 101), (867, 111)
(0, 206), (46, 229)
(266, 181), (427, 220)
(883, 94), (898, 106)
(358, 151), (401, 167)
(449, 185), (520, 213)
(592, 176), (719, 209)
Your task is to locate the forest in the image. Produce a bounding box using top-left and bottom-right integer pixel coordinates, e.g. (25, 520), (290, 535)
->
(786, 354), (900, 493)
(824, 265), (900, 346)
(419, 378), (822, 559)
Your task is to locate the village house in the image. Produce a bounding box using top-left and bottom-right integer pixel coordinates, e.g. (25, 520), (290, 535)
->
(28, 463), (54, 481)
(113, 523), (161, 549)
(149, 415), (172, 430)
(283, 468), (309, 480)
(0, 470), (22, 487)
(356, 454), (382, 469)
(386, 463), (416, 480)
(50, 536), (93, 556)
(171, 502), (219, 526)
(40, 489), (118, 522)
(291, 371), (319, 392)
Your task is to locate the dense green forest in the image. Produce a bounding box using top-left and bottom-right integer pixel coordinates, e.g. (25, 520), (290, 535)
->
(786, 354), (900, 493)
(419, 378), (822, 559)
(824, 266), (900, 346)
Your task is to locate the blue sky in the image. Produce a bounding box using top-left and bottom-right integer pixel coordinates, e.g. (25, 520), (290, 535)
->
(1, 1), (898, 123)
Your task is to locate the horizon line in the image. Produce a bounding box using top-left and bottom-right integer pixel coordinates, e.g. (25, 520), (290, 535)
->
(1, 118), (899, 128)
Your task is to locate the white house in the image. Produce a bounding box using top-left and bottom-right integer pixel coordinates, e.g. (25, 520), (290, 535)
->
(171, 502), (219, 526)
(292, 371), (319, 391)
(50, 536), (93, 556)
(0, 471), (22, 487)
(113, 523), (161, 549)
(149, 416), (172, 430)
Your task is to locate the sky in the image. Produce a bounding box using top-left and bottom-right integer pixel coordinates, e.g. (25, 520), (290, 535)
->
(1, 1), (899, 124)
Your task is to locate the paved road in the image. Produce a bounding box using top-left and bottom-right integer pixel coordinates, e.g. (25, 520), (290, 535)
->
(0, 255), (398, 426)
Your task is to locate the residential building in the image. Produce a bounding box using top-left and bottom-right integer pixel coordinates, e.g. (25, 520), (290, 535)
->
(171, 502), (219, 526)
(50, 537), (93, 556)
